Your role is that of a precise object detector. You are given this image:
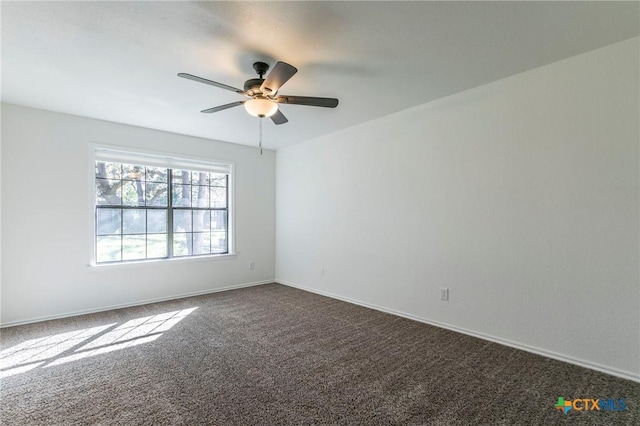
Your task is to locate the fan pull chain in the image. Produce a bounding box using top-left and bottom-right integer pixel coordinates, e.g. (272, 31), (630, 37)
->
(259, 118), (263, 155)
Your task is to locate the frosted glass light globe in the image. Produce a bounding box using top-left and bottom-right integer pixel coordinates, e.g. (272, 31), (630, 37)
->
(244, 98), (278, 118)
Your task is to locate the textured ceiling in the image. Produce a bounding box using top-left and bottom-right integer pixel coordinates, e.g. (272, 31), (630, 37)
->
(2, 1), (638, 150)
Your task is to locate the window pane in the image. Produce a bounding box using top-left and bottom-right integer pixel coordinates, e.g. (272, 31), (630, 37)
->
(122, 164), (145, 180)
(172, 170), (190, 183)
(97, 236), (121, 262)
(173, 233), (192, 256)
(147, 234), (167, 258)
(122, 180), (144, 206)
(123, 235), (145, 260)
(193, 210), (210, 232)
(146, 167), (167, 183)
(172, 184), (191, 207)
(146, 183), (167, 206)
(123, 209), (145, 234)
(210, 173), (227, 187)
(97, 208), (121, 235)
(173, 210), (192, 232)
(211, 210), (227, 231)
(147, 210), (167, 233)
(211, 231), (227, 254)
(192, 185), (210, 208)
(96, 162), (121, 179)
(193, 233), (211, 255)
(211, 187), (227, 208)
(191, 171), (209, 185)
(96, 179), (121, 205)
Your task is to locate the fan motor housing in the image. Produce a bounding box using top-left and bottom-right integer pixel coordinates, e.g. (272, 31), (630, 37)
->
(244, 78), (264, 95)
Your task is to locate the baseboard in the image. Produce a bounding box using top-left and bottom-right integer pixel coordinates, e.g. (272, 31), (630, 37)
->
(1, 280), (274, 328)
(276, 279), (640, 384)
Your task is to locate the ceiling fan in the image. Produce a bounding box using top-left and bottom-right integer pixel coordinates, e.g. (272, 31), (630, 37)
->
(178, 61), (339, 125)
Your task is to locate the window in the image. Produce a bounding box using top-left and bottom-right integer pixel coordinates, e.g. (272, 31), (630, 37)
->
(94, 149), (232, 264)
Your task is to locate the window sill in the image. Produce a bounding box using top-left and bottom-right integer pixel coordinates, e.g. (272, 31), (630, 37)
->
(88, 253), (237, 270)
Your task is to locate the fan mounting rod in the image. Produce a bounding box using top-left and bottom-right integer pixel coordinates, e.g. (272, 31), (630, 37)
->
(253, 62), (269, 79)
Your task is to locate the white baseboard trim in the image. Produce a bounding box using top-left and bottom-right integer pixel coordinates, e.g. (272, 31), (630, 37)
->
(1, 280), (274, 328)
(276, 279), (640, 384)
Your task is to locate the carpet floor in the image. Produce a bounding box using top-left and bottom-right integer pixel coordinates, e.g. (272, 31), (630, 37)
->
(1, 283), (638, 425)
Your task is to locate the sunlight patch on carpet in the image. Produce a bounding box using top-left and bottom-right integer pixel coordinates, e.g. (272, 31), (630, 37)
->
(0, 307), (197, 378)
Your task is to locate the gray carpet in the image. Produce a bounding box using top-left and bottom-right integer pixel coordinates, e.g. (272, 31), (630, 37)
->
(1, 283), (638, 425)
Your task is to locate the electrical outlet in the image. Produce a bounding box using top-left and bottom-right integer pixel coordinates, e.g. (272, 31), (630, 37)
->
(249, 262), (255, 270)
(440, 288), (449, 301)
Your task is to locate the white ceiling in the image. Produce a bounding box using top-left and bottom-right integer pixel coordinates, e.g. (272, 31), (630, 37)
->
(2, 1), (638, 150)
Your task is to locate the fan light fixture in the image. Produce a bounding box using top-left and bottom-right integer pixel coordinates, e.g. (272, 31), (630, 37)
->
(244, 98), (278, 118)
(178, 61), (338, 128)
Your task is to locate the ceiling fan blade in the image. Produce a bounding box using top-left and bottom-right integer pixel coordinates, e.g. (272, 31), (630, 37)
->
(270, 109), (288, 125)
(260, 62), (298, 95)
(178, 73), (246, 95)
(200, 101), (245, 114)
(276, 95), (339, 108)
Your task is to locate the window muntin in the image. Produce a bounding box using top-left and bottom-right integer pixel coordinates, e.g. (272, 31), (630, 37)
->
(95, 158), (230, 264)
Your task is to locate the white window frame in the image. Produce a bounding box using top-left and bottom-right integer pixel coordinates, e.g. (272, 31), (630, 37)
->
(89, 144), (235, 266)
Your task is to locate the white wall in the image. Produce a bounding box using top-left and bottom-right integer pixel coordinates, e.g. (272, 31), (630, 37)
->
(1, 104), (275, 325)
(276, 38), (640, 380)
